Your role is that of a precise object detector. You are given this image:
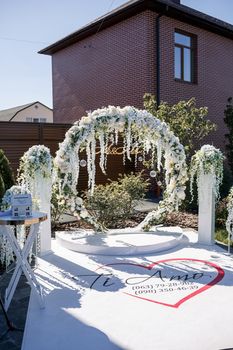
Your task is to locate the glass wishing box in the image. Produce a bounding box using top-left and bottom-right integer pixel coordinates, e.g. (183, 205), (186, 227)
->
(11, 194), (32, 218)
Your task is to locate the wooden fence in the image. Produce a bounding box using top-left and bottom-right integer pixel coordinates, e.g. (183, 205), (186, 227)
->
(0, 122), (134, 191)
(0, 121), (71, 176)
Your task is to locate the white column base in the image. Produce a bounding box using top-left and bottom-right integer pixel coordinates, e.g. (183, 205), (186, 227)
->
(40, 206), (51, 255)
(198, 173), (215, 246)
(33, 176), (52, 256)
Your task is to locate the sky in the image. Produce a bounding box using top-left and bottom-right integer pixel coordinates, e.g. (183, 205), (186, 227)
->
(0, 0), (233, 111)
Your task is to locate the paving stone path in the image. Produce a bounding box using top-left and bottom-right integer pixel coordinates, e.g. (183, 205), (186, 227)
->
(0, 268), (30, 350)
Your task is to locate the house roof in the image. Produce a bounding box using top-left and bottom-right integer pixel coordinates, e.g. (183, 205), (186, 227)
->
(39, 0), (233, 56)
(0, 101), (52, 121)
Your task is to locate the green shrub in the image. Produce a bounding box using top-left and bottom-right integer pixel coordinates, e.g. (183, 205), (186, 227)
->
(181, 179), (198, 213)
(220, 165), (233, 199)
(118, 172), (149, 208)
(84, 172), (149, 228)
(215, 228), (233, 246)
(215, 197), (228, 228)
(0, 174), (5, 199)
(0, 149), (15, 201)
(143, 94), (216, 159)
(84, 184), (131, 228)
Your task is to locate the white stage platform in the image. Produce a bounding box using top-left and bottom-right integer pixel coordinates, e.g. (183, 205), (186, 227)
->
(56, 226), (183, 255)
(22, 230), (233, 350)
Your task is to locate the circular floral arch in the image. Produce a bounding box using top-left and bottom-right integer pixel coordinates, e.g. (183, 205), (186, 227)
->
(54, 106), (188, 230)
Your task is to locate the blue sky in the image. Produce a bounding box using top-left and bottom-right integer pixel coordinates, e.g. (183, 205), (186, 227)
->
(0, 0), (233, 110)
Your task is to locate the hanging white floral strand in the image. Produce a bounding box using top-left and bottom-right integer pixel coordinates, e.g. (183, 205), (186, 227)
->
(104, 133), (109, 169)
(151, 142), (156, 167)
(115, 128), (118, 145)
(99, 131), (106, 175)
(142, 140), (147, 162)
(134, 141), (139, 168)
(91, 136), (96, 194)
(123, 137), (126, 165)
(157, 139), (162, 171)
(126, 120), (132, 161)
(86, 141), (92, 190)
(74, 147), (80, 188)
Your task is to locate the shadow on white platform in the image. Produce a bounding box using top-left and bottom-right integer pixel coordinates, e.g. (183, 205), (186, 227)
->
(56, 226), (184, 256)
(22, 230), (233, 350)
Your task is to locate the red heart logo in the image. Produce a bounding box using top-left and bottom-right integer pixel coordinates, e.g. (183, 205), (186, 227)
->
(96, 258), (224, 308)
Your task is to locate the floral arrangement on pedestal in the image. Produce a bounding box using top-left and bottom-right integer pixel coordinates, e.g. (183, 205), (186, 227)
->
(18, 145), (53, 255)
(0, 185), (31, 267)
(190, 144), (224, 201)
(18, 145), (52, 208)
(54, 105), (188, 230)
(18, 145), (52, 188)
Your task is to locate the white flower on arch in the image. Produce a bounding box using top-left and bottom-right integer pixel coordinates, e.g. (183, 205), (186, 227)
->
(54, 106), (188, 230)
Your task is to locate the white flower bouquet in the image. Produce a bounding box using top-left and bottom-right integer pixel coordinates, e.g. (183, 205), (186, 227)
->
(190, 144), (224, 201)
(18, 145), (52, 181)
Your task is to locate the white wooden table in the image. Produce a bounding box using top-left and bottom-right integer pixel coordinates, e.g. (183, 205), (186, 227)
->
(0, 212), (47, 311)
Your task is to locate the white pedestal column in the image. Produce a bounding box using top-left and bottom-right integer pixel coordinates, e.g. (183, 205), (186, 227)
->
(198, 173), (215, 245)
(32, 175), (52, 256)
(39, 178), (52, 256)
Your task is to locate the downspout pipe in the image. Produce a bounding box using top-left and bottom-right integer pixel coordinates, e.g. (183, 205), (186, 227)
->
(156, 13), (163, 107)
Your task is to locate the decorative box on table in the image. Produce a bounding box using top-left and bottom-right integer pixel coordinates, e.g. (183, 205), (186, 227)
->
(11, 194), (32, 217)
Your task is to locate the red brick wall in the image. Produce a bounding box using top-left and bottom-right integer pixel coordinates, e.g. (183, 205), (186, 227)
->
(52, 10), (156, 124)
(52, 9), (233, 151)
(159, 15), (233, 150)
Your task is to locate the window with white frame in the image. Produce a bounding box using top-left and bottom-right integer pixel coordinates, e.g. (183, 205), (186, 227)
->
(26, 117), (47, 123)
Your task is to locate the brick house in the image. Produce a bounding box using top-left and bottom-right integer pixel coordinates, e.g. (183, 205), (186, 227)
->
(39, 0), (233, 152)
(40, 0), (233, 152)
(0, 101), (53, 123)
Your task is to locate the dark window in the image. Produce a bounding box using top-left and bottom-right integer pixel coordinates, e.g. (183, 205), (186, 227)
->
(174, 31), (196, 83)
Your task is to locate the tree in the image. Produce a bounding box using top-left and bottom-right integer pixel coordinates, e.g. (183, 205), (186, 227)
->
(0, 174), (5, 199)
(0, 149), (15, 199)
(143, 94), (216, 159)
(224, 97), (233, 175)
